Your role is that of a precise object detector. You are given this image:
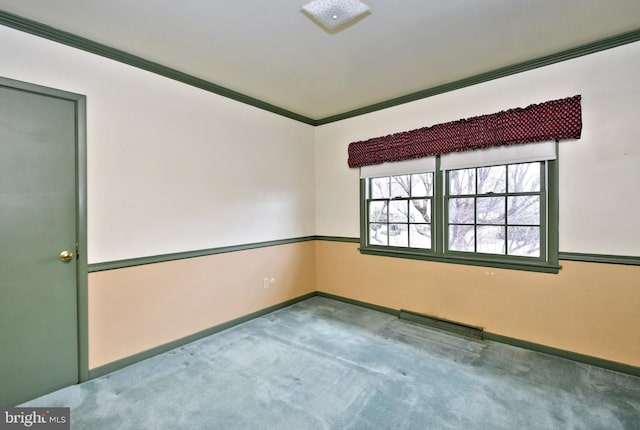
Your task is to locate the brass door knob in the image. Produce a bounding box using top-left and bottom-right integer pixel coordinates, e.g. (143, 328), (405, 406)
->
(59, 250), (74, 262)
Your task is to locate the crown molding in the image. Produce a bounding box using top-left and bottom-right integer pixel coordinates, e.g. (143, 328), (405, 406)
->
(2, 10), (640, 125)
(315, 28), (640, 125)
(0, 10), (316, 125)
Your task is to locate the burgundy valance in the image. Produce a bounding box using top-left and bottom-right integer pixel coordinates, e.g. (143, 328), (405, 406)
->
(348, 95), (582, 168)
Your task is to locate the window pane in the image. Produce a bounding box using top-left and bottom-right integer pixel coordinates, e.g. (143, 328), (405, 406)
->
(477, 226), (505, 254)
(409, 199), (430, 223)
(449, 168), (476, 195)
(449, 198), (474, 223)
(508, 163), (541, 193)
(369, 223), (387, 246)
(390, 175), (410, 198)
(371, 177), (390, 198)
(369, 201), (387, 222)
(389, 200), (408, 223)
(409, 224), (431, 249)
(507, 196), (540, 225)
(449, 225), (474, 252)
(388, 224), (408, 247)
(364, 159), (550, 264)
(507, 226), (540, 257)
(477, 197), (505, 224)
(411, 173), (433, 197)
(478, 165), (506, 194)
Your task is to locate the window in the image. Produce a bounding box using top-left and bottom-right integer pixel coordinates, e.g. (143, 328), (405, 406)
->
(368, 173), (434, 249)
(351, 97), (578, 274)
(446, 162), (544, 257)
(361, 157), (559, 273)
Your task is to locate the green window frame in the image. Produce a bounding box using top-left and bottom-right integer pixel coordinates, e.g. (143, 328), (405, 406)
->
(360, 156), (560, 273)
(367, 173), (435, 250)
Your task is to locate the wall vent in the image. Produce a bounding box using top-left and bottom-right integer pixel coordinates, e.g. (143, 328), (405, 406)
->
(399, 310), (484, 339)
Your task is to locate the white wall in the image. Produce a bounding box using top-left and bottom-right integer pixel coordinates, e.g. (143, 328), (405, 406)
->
(315, 41), (640, 256)
(0, 26), (315, 264)
(3, 24), (639, 261)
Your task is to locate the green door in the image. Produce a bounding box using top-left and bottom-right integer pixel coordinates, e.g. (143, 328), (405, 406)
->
(0, 79), (83, 406)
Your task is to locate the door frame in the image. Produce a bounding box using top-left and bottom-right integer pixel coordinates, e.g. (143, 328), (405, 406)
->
(0, 76), (89, 383)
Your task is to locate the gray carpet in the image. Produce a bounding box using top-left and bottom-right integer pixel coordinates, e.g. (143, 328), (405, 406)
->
(23, 297), (640, 429)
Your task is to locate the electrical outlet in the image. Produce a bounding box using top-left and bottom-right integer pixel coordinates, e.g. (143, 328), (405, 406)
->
(263, 278), (270, 288)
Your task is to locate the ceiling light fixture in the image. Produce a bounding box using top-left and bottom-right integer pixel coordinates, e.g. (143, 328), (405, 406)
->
(301, 0), (370, 31)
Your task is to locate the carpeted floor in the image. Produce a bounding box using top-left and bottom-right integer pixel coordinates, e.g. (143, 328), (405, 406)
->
(23, 297), (640, 429)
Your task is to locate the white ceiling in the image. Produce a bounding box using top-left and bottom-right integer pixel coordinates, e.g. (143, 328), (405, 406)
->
(1, 0), (640, 121)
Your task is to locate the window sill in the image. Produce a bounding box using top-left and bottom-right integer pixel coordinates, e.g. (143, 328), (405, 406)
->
(359, 247), (561, 274)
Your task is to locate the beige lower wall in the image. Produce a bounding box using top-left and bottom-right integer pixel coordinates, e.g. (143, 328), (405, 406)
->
(88, 239), (639, 370)
(315, 241), (640, 367)
(88, 242), (315, 369)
